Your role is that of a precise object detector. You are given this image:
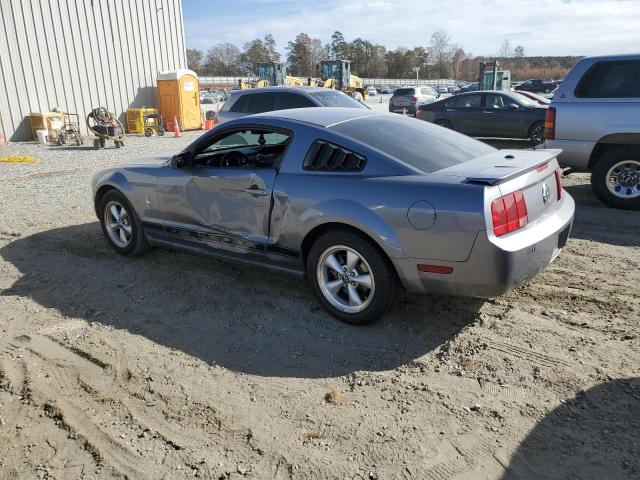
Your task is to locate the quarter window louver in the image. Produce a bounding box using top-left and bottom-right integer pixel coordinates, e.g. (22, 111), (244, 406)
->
(303, 141), (367, 172)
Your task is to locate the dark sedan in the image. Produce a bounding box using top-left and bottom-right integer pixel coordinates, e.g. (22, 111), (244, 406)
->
(416, 91), (548, 144)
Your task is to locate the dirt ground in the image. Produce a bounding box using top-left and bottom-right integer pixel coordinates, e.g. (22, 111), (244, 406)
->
(0, 133), (639, 480)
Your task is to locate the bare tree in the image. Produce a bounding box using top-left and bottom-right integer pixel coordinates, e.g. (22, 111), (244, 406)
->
(204, 43), (242, 76)
(499, 39), (512, 59)
(450, 45), (468, 80)
(428, 30), (452, 78)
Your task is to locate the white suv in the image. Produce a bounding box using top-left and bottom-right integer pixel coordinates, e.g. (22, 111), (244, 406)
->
(543, 54), (640, 209)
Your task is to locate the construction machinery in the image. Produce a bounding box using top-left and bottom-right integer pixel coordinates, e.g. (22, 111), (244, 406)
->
(238, 62), (307, 89)
(478, 61), (511, 91)
(319, 60), (367, 101)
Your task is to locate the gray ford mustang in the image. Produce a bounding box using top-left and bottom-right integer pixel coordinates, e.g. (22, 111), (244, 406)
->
(92, 108), (575, 324)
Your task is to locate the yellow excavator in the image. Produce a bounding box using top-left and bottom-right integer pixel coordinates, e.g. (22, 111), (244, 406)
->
(319, 60), (367, 101)
(238, 62), (306, 89)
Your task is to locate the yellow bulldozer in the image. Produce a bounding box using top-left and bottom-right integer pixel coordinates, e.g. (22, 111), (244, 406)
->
(318, 60), (367, 101)
(238, 62), (306, 89)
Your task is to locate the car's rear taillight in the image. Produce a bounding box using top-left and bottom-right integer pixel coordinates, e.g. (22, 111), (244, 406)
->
(411, 96), (418, 104)
(555, 168), (563, 199)
(544, 106), (556, 140)
(491, 191), (528, 236)
(416, 108), (424, 116)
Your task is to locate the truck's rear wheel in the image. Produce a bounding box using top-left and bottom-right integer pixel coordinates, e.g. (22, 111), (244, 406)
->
(591, 147), (640, 210)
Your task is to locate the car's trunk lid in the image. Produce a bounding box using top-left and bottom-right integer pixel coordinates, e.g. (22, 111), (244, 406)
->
(392, 88), (416, 107)
(433, 148), (563, 222)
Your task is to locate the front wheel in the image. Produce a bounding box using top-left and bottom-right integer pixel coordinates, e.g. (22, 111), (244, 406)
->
(307, 231), (398, 325)
(591, 148), (640, 210)
(99, 190), (150, 256)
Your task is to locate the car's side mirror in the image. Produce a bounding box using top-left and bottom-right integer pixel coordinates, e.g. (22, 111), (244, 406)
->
(170, 152), (192, 168)
(509, 103), (520, 111)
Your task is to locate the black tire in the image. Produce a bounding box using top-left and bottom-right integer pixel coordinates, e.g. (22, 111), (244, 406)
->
(115, 141), (122, 148)
(75, 136), (82, 146)
(435, 119), (454, 130)
(94, 138), (101, 150)
(306, 230), (399, 325)
(99, 138), (106, 148)
(144, 128), (152, 137)
(157, 127), (165, 136)
(529, 122), (545, 146)
(57, 136), (66, 146)
(590, 147), (640, 210)
(98, 190), (150, 256)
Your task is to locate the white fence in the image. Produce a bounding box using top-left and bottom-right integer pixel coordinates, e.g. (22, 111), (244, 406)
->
(199, 76), (459, 87)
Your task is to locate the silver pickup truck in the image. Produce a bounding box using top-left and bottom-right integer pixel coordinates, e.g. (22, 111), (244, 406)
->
(543, 54), (640, 209)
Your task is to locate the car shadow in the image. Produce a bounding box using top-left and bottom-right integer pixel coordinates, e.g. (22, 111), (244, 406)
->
(500, 377), (640, 480)
(564, 183), (640, 247)
(0, 223), (483, 379)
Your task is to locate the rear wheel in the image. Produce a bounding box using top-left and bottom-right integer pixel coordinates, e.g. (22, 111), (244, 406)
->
(435, 119), (454, 130)
(307, 231), (398, 325)
(591, 147), (640, 210)
(529, 122), (545, 146)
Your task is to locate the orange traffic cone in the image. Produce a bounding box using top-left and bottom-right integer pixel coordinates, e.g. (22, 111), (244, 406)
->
(173, 116), (182, 137)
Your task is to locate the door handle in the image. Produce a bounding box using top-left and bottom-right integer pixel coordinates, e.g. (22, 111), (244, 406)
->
(481, 110), (494, 114)
(446, 109), (455, 112)
(245, 185), (269, 196)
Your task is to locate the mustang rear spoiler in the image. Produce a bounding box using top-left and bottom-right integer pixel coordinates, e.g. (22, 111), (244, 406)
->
(435, 149), (562, 186)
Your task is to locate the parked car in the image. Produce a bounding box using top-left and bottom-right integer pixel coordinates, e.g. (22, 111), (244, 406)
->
(515, 79), (557, 94)
(388, 86), (439, 115)
(447, 85), (458, 94)
(93, 108), (574, 324)
(214, 87), (368, 125)
(459, 82), (479, 93)
(542, 53), (640, 209)
(514, 90), (551, 105)
(380, 86), (393, 94)
(436, 85), (449, 94)
(416, 90), (548, 144)
(367, 86), (377, 96)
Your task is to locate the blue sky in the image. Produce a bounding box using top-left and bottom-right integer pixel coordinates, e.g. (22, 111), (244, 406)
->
(182, 0), (640, 57)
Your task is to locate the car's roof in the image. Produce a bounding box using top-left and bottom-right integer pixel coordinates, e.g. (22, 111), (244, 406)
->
(230, 86), (328, 96)
(252, 107), (384, 128)
(582, 53), (640, 62)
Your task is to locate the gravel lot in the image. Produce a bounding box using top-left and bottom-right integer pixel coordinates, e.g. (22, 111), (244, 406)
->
(0, 113), (639, 480)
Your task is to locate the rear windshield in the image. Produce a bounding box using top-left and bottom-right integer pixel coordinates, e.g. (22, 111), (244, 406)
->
(309, 91), (368, 108)
(329, 115), (495, 173)
(394, 88), (415, 96)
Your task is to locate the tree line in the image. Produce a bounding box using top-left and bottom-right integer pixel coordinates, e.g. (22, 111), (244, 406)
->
(187, 31), (581, 81)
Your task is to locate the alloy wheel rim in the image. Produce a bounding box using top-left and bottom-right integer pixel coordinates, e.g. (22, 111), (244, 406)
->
(104, 201), (132, 248)
(532, 125), (545, 145)
(606, 160), (640, 199)
(317, 245), (375, 314)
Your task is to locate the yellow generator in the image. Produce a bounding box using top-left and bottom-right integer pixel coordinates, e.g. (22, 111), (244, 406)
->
(320, 60), (367, 101)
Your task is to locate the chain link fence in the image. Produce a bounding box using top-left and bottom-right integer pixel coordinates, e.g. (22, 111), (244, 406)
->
(199, 76), (461, 88)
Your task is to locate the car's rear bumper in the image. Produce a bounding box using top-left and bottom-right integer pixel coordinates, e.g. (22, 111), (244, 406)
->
(541, 139), (595, 170)
(389, 104), (416, 114)
(392, 193), (575, 298)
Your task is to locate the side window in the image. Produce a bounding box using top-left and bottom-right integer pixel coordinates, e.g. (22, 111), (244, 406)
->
(484, 94), (506, 109)
(447, 94), (481, 108)
(245, 93), (276, 113)
(575, 61), (640, 98)
(274, 92), (316, 110)
(229, 95), (250, 113)
(193, 129), (291, 169)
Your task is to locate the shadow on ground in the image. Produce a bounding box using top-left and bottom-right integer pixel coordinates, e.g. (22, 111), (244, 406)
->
(0, 223), (483, 378)
(501, 377), (640, 480)
(564, 183), (640, 247)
